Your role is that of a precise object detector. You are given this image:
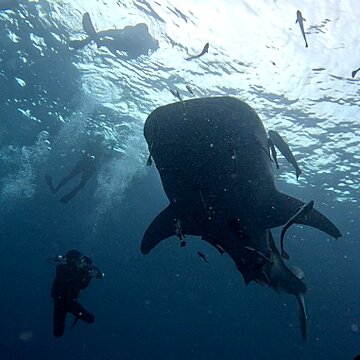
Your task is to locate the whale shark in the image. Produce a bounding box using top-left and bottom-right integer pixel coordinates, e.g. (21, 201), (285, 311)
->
(141, 96), (341, 340)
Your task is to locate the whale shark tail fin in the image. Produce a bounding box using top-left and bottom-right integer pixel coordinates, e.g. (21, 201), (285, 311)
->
(141, 205), (201, 254)
(265, 192), (341, 239)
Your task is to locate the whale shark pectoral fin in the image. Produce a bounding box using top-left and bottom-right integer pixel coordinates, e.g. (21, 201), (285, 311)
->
(141, 205), (177, 254)
(264, 192), (342, 239)
(141, 205), (202, 254)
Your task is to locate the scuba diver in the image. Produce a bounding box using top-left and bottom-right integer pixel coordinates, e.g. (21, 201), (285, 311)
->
(69, 12), (159, 59)
(45, 134), (107, 203)
(48, 249), (104, 338)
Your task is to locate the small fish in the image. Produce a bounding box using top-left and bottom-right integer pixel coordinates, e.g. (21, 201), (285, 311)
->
(280, 200), (314, 259)
(186, 85), (194, 95)
(146, 142), (154, 166)
(296, 10), (308, 48)
(185, 42), (209, 61)
(170, 89), (182, 102)
(197, 251), (209, 263)
(352, 67), (360, 78)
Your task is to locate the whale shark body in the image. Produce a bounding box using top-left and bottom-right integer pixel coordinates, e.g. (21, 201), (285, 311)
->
(142, 97), (341, 340)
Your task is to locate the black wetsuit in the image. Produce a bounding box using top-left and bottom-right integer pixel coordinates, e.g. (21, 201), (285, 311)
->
(51, 263), (94, 337)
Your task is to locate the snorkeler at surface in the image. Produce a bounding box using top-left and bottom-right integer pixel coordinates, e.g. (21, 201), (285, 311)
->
(45, 134), (108, 203)
(69, 12), (159, 59)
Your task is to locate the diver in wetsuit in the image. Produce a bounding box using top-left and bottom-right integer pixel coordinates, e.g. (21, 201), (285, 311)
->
(48, 249), (104, 338)
(45, 134), (105, 203)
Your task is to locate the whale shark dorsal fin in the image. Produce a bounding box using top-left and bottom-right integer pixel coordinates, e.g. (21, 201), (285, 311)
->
(141, 205), (202, 254)
(264, 192), (342, 239)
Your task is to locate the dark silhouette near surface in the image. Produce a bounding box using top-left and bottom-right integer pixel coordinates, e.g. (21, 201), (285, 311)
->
(296, 10), (308, 48)
(185, 42), (209, 60)
(69, 12), (159, 58)
(352, 67), (360, 78)
(48, 249), (104, 338)
(45, 135), (107, 203)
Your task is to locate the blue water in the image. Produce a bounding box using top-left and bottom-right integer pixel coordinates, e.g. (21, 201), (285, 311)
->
(0, 1), (359, 359)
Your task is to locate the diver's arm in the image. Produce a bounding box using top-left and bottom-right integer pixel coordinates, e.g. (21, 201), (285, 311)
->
(92, 266), (105, 279)
(80, 271), (93, 289)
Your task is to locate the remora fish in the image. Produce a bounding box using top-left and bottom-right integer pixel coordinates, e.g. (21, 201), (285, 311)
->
(142, 96), (341, 340)
(268, 130), (302, 179)
(280, 200), (315, 259)
(170, 89), (182, 102)
(197, 252), (209, 263)
(296, 10), (308, 48)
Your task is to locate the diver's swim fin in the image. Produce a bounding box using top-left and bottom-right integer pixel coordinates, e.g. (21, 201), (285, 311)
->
(82, 12), (101, 48)
(69, 38), (92, 50)
(69, 316), (80, 330)
(60, 191), (76, 204)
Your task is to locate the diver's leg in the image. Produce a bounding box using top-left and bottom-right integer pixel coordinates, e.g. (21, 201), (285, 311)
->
(45, 174), (56, 194)
(53, 166), (82, 193)
(70, 301), (95, 324)
(53, 299), (67, 337)
(59, 167), (94, 203)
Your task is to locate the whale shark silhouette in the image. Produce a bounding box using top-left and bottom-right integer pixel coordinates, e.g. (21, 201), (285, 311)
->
(142, 96), (341, 340)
